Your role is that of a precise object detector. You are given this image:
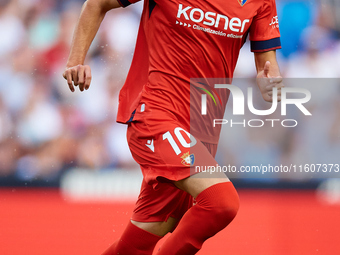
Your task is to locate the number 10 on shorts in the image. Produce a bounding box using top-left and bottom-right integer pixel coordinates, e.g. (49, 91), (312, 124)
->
(162, 127), (197, 155)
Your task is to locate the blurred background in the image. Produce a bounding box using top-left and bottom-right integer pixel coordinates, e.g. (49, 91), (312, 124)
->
(0, 0), (339, 254)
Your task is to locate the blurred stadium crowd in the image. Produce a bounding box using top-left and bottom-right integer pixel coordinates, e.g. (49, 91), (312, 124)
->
(0, 0), (339, 185)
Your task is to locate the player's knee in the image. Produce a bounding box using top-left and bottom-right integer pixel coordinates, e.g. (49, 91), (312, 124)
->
(213, 186), (239, 227)
(199, 182), (239, 230)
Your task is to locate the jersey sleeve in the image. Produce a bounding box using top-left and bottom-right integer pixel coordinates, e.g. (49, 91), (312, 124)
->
(117, 0), (141, 8)
(249, 0), (281, 52)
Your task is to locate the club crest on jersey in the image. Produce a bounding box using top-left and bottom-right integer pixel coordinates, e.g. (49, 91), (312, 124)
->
(238, 0), (248, 6)
(181, 152), (195, 166)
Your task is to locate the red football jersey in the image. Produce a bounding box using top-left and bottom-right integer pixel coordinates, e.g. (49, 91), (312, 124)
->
(116, 0), (281, 143)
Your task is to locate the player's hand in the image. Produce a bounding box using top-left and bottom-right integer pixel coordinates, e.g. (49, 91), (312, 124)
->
(256, 61), (283, 102)
(63, 65), (92, 92)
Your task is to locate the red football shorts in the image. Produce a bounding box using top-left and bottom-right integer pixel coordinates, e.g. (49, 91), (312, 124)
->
(127, 103), (218, 222)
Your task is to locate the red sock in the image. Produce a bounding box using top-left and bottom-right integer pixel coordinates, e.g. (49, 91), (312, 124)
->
(102, 221), (162, 255)
(157, 182), (239, 255)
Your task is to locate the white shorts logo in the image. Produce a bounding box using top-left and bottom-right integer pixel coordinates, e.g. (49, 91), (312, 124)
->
(145, 139), (154, 152)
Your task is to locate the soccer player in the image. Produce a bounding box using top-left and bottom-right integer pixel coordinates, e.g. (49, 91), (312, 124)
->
(63, 0), (282, 254)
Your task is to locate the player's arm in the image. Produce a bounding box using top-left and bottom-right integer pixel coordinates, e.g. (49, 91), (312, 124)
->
(255, 50), (283, 102)
(249, 0), (282, 102)
(63, 0), (122, 92)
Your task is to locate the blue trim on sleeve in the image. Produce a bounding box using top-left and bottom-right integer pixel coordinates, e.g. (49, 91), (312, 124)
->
(127, 109), (136, 123)
(118, 0), (132, 8)
(251, 37), (281, 52)
(149, 0), (156, 17)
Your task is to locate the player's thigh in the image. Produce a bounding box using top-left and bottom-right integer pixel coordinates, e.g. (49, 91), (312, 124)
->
(130, 177), (193, 237)
(175, 171), (230, 198)
(131, 217), (178, 237)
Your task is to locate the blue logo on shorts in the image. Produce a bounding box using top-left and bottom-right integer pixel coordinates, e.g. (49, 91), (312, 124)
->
(238, 0), (248, 6)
